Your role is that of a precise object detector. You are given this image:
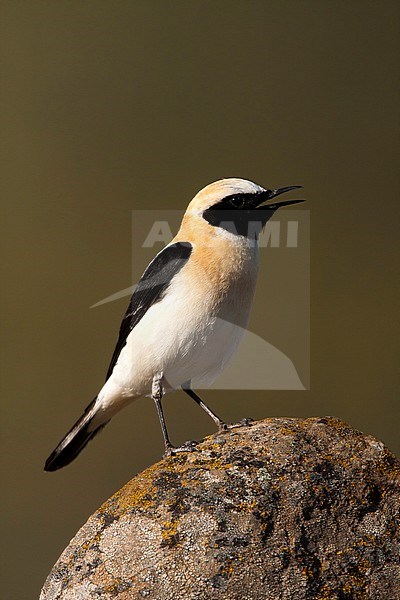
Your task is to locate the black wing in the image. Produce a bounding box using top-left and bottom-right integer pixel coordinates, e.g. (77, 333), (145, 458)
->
(105, 241), (192, 381)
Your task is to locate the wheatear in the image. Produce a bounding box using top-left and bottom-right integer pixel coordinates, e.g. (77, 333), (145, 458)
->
(45, 178), (304, 471)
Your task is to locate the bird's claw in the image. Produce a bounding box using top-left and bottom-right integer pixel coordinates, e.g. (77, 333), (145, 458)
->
(217, 417), (254, 433)
(236, 417), (254, 427)
(217, 422), (229, 433)
(163, 440), (198, 458)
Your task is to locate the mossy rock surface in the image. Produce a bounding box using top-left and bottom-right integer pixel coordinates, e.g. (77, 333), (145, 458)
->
(40, 417), (400, 599)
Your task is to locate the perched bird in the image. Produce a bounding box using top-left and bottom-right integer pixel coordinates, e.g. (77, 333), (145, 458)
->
(45, 178), (304, 471)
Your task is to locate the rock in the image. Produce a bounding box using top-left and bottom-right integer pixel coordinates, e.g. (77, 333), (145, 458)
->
(40, 417), (400, 600)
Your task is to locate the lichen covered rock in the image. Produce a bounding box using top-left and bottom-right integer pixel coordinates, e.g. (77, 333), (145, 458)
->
(40, 417), (400, 599)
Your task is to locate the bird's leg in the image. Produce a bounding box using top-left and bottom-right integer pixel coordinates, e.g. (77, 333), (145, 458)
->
(152, 374), (174, 457)
(152, 375), (198, 457)
(182, 385), (228, 433)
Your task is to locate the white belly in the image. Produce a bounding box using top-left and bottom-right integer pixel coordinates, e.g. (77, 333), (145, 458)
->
(103, 270), (256, 402)
(96, 241), (259, 418)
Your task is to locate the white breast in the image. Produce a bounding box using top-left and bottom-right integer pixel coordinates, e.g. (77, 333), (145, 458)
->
(99, 239), (259, 410)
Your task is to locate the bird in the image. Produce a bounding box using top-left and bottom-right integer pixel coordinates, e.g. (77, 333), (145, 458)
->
(44, 178), (304, 471)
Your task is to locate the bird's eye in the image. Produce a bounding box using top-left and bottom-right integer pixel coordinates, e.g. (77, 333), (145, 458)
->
(230, 195), (246, 209)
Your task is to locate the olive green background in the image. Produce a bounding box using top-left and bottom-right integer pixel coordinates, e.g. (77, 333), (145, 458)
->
(1, 2), (399, 598)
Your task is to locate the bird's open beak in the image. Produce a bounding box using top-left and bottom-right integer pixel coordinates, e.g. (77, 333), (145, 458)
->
(256, 185), (305, 210)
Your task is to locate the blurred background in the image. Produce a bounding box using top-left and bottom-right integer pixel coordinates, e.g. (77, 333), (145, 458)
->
(1, 2), (399, 598)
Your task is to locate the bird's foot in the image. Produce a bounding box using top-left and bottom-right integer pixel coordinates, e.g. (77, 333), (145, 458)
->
(215, 418), (254, 435)
(217, 422), (229, 434)
(226, 417), (255, 430)
(163, 440), (198, 458)
(236, 417), (254, 427)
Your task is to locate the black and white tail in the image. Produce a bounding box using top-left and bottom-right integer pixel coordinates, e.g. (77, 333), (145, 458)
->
(44, 398), (109, 472)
